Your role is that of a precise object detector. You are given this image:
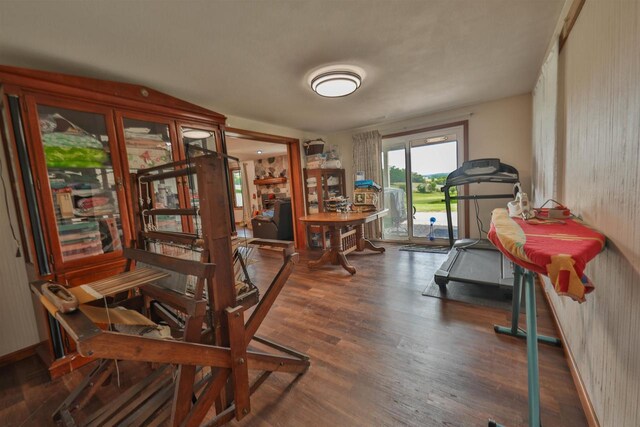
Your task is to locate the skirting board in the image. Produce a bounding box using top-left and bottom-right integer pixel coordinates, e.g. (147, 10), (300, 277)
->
(537, 274), (600, 427)
(0, 341), (42, 368)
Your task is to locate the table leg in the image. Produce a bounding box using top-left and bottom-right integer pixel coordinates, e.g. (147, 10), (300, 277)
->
(308, 226), (356, 274)
(355, 224), (385, 253)
(488, 270), (543, 427)
(525, 269), (541, 427)
(494, 265), (560, 346)
(307, 249), (333, 269)
(334, 226), (356, 274)
(337, 252), (356, 275)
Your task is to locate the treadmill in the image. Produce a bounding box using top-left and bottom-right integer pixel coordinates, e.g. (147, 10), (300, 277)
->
(433, 158), (519, 291)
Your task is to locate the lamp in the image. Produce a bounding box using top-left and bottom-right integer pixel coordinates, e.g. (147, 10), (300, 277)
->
(311, 71), (362, 98)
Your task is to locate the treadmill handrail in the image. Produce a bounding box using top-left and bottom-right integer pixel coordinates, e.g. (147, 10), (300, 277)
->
(442, 159), (519, 246)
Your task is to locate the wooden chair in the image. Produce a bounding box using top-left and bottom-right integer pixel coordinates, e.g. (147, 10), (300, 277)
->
(31, 152), (309, 426)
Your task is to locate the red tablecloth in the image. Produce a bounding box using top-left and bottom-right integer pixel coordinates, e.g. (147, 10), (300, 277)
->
(488, 209), (605, 302)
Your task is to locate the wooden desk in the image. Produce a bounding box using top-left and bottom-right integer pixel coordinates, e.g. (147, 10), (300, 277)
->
(299, 210), (388, 274)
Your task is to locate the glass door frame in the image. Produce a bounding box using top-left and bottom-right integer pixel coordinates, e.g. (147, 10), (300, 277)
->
(381, 121), (468, 244)
(24, 93), (132, 270)
(177, 120), (223, 232)
(115, 110), (184, 234)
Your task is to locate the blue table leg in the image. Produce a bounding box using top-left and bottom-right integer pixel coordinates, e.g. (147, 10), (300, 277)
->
(494, 265), (561, 346)
(525, 270), (541, 426)
(488, 269), (543, 427)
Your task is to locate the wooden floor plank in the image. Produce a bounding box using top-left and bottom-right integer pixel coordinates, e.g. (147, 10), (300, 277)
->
(0, 245), (586, 426)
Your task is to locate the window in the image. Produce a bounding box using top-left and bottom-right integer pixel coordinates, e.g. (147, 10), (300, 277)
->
(232, 169), (243, 208)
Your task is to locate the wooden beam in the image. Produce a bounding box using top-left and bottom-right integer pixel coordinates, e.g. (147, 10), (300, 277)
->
(181, 369), (230, 427)
(171, 314), (207, 426)
(559, 0), (586, 51)
(244, 255), (297, 342)
(141, 284), (207, 317)
(227, 307), (250, 420)
(124, 248), (215, 279)
(77, 332), (232, 367)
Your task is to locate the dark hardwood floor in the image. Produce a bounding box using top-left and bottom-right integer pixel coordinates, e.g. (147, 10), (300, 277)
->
(1, 244), (587, 426)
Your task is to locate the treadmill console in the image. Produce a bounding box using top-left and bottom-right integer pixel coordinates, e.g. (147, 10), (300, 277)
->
(462, 158), (501, 176)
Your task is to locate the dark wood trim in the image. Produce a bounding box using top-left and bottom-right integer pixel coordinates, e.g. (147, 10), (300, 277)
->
(225, 127), (296, 145)
(124, 247), (215, 278)
(537, 273), (600, 427)
(382, 120), (469, 140)
(382, 120), (470, 238)
(48, 350), (96, 379)
(224, 127), (306, 248)
(288, 138), (305, 248)
(0, 342), (42, 367)
(253, 177), (287, 185)
(0, 92), (32, 263)
(0, 65), (226, 123)
(229, 167), (243, 210)
(22, 93), (133, 273)
(559, 0), (587, 51)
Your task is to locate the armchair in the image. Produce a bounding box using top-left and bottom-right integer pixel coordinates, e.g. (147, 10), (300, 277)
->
(252, 198), (294, 240)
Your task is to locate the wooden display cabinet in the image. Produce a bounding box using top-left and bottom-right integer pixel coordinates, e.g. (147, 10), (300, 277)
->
(0, 65), (230, 377)
(303, 168), (346, 249)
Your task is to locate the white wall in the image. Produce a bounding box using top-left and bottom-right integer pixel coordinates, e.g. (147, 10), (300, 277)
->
(0, 133), (41, 357)
(534, 2), (640, 426)
(327, 94), (532, 238)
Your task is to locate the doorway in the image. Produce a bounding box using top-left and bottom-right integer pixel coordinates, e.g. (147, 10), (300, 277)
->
(381, 122), (467, 243)
(224, 128), (304, 248)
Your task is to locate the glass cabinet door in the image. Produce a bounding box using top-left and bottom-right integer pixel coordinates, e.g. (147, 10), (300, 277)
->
(31, 101), (126, 265)
(180, 125), (219, 235)
(324, 172), (343, 199)
(180, 126), (217, 157)
(121, 117), (182, 232)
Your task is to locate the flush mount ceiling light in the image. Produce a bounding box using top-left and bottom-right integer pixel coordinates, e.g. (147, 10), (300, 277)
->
(183, 129), (213, 139)
(257, 150), (263, 154)
(310, 70), (362, 98)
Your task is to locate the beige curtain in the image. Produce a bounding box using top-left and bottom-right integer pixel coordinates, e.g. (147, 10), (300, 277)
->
(352, 130), (382, 239)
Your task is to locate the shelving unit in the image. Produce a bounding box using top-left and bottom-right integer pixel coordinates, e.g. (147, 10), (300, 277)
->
(303, 168), (346, 248)
(254, 177), (287, 185)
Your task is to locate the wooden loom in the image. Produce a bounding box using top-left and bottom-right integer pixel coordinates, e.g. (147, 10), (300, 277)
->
(31, 152), (310, 426)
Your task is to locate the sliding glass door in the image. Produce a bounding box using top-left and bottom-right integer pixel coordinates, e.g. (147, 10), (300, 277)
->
(382, 125), (464, 243)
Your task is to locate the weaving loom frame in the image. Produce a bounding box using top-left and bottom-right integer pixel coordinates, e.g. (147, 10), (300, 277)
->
(31, 152), (310, 426)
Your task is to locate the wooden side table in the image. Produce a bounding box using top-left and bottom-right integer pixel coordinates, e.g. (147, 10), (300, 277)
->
(299, 210), (388, 275)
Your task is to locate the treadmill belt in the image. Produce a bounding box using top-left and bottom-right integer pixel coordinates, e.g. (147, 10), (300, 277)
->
(448, 249), (513, 287)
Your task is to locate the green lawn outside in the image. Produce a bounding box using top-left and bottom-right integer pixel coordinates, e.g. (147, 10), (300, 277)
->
(390, 182), (457, 213)
(411, 192), (451, 212)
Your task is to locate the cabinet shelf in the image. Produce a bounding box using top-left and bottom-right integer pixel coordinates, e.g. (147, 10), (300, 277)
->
(254, 177), (287, 185)
(303, 168), (346, 249)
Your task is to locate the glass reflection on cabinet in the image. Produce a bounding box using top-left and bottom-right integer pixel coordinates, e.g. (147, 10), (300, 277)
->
(37, 105), (122, 262)
(123, 117), (181, 232)
(182, 127), (216, 156)
(182, 127), (217, 235)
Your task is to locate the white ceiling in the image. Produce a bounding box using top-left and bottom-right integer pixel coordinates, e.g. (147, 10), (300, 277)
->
(0, 0), (564, 133)
(226, 137), (287, 162)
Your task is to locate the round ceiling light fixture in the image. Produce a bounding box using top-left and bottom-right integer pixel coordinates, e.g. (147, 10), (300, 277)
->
(310, 69), (362, 98)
